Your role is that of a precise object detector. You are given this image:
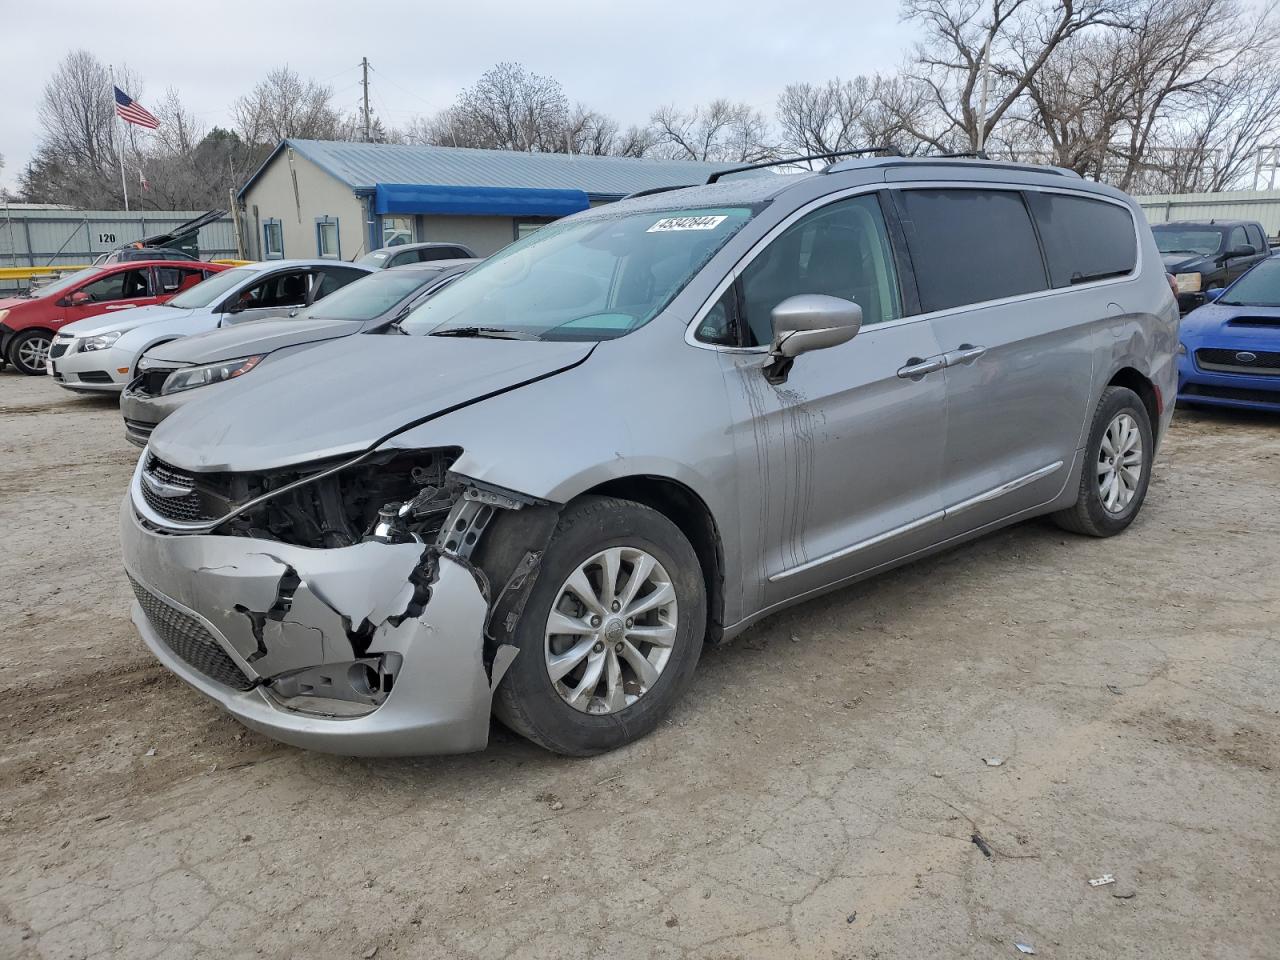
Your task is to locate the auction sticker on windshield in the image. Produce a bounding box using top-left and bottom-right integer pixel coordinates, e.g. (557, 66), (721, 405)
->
(648, 215), (729, 233)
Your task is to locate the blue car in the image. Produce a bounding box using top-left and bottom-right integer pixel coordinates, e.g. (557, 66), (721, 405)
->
(1178, 256), (1280, 412)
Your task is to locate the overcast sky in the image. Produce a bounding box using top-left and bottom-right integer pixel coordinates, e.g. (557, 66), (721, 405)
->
(0, 0), (914, 192)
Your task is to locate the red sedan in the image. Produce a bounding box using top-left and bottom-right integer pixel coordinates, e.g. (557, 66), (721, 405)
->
(0, 260), (229, 375)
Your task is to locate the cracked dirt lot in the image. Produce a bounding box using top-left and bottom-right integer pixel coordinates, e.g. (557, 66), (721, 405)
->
(0, 371), (1277, 960)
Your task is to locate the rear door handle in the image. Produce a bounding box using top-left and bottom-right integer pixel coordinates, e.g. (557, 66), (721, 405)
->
(897, 355), (946, 379)
(943, 344), (987, 366)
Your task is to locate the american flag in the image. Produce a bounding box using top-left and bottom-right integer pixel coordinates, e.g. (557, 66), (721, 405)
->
(114, 86), (159, 129)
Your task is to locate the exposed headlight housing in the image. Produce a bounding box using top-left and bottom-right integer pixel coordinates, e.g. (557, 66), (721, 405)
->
(0, 309), (8, 324)
(1174, 273), (1202, 294)
(161, 355), (263, 395)
(81, 331), (122, 352)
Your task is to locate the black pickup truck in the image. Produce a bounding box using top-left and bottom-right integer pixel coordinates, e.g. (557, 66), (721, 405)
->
(1152, 219), (1272, 312)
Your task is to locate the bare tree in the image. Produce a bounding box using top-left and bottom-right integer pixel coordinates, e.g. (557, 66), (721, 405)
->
(233, 67), (343, 145)
(420, 63), (572, 152)
(650, 100), (775, 162)
(776, 75), (929, 158)
(902, 0), (1126, 151)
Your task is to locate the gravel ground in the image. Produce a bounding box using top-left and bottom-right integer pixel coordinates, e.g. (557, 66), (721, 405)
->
(0, 369), (1277, 960)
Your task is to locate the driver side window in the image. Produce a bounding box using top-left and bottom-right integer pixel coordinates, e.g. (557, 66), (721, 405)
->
(738, 194), (902, 347)
(81, 268), (151, 302)
(239, 271), (312, 308)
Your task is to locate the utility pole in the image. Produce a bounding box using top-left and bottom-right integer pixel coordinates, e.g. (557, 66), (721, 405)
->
(361, 57), (371, 142)
(976, 34), (992, 154)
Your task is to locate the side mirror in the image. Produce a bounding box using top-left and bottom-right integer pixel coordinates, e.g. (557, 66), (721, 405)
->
(770, 294), (862, 359)
(62, 291), (91, 307)
(1225, 244), (1256, 259)
(1204, 287), (1225, 302)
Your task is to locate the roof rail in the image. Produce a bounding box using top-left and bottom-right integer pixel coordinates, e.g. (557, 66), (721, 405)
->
(930, 150), (989, 159)
(706, 147), (901, 184)
(622, 184), (696, 201)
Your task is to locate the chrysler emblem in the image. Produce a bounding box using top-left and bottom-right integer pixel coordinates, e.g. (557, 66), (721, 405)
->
(1235, 351), (1258, 363)
(141, 470), (192, 499)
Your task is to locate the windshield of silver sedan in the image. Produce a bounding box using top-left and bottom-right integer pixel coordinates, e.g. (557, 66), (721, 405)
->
(398, 206), (756, 341)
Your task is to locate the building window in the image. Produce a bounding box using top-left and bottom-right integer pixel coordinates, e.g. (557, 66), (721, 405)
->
(263, 219), (284, 260)
(514, 218), (555, 241)
(316, 216), (340, 259)
(381, 215), (414, 247)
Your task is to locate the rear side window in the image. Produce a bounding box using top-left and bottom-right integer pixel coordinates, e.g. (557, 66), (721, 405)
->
(421, 246), (468, 261)
(1246, 224), (1266, 251)
(897, 189), (1048, 312)
(1025, 192), (1137, 288)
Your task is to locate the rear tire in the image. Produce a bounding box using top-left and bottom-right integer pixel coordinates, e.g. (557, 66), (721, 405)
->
(1052, 386), (1153, 537)
(493, 495), (706, 756)
(8, 329), (53, 376)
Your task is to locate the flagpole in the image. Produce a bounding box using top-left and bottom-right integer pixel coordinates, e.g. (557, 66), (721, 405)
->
(110, 67), (130, 212)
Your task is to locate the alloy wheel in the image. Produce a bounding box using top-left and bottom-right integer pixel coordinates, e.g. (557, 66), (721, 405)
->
(543, 546), (678, 715)
(17, 335), (51, 370)
(1097, 412), (1143, 513)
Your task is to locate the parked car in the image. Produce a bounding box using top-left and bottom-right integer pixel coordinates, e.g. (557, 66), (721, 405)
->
(49, 259), (373, 393)
(93, 246), (201, 265)
(1177, 255), (1280, 411)
(356, 242), (477, 270)
(0, 260), (227, 375)
(121, 157), (1177, 758)
(1152, 219), (1270, 313)
(120, 259), (479, 446)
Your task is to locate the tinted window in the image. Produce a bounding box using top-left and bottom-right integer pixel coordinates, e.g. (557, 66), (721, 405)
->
(239, 271), (311, 308)
(1228, 226), (1249, 251)
(1026, 192), (1137, 288)
(314, 267), (368, 299)
(81, 268), (151, 302)
(1246, 224), (1266, 251)
(421, 246), (467, 261)
(737, 194), (902, 347)
(898, 189), (1048, 312)
(1218, 258), (1280, 305)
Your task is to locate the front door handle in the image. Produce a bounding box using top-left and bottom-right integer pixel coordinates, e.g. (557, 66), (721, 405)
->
(943, 344), (987, 366)
(897, 355), (946, 379)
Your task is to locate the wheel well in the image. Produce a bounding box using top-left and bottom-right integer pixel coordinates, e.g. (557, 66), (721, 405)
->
(1108, 367), (1160, 432)
(583, 476), (725, 643)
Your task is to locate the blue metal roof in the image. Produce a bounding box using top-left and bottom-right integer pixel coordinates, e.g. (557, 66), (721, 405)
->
(239, 139), (738, 202)
(374, 183), (590, 217)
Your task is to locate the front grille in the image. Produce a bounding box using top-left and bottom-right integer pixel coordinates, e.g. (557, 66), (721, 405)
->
(124, 418), (154, 439)
(128, 575), (254, 691)
(49, 341), (70, 359)
(1196, 347), (1280, 376)
(139, 456), (222, 524)
(1182, 383), (1280, 405)
(77, 370), (113, 384)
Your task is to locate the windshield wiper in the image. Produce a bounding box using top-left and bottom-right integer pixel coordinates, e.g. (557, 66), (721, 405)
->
(429, 326), (539, 340)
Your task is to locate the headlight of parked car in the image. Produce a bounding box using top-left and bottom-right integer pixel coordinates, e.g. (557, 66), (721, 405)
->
(1177, 342), (1188, 356)
(1174, 273), (1202, 294)
(161, 355), (264, 396)
(81, 331), (122, 352)
(0, 309), (9, 324)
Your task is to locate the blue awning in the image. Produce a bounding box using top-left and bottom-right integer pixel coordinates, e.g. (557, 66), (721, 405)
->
(374, 183), (590, 217)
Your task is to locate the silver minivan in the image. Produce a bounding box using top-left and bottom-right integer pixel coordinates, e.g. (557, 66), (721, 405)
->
(120, 156), (1178, 757)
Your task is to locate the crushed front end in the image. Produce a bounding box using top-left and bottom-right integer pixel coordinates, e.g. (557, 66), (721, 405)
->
(120, 447), (554, 755)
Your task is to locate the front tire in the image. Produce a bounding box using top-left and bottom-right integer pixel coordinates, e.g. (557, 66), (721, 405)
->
(1052, 386), (1154, 537)
(493, 495), (707, 756)
(8, 329), (53, 375)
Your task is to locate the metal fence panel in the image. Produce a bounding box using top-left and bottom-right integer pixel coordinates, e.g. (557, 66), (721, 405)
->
(1137, 190), (1280, 237)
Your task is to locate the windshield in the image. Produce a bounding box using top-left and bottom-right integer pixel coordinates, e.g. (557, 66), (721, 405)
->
(169, 267), (257, 308)
(305, 269), (441, 321)
(1217, 257), (1280, 305)
(398, 206), (757, 341)
(356, 250), (392, 267)
(34, 268), (100, 298)
(1152, 227), (1223, 256)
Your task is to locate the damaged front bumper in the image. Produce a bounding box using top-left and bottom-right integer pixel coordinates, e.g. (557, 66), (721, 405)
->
(120, 496), (518, 756)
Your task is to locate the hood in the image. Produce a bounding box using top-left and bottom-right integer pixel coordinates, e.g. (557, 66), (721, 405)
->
(1161, 252), (1212, 273)
(145, 316), (360, 366)
(1181, 301), (1280, 336)
(150, 334), (596, 472)
(60, 303), (193, 337)
(0, 296), (30, 313)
